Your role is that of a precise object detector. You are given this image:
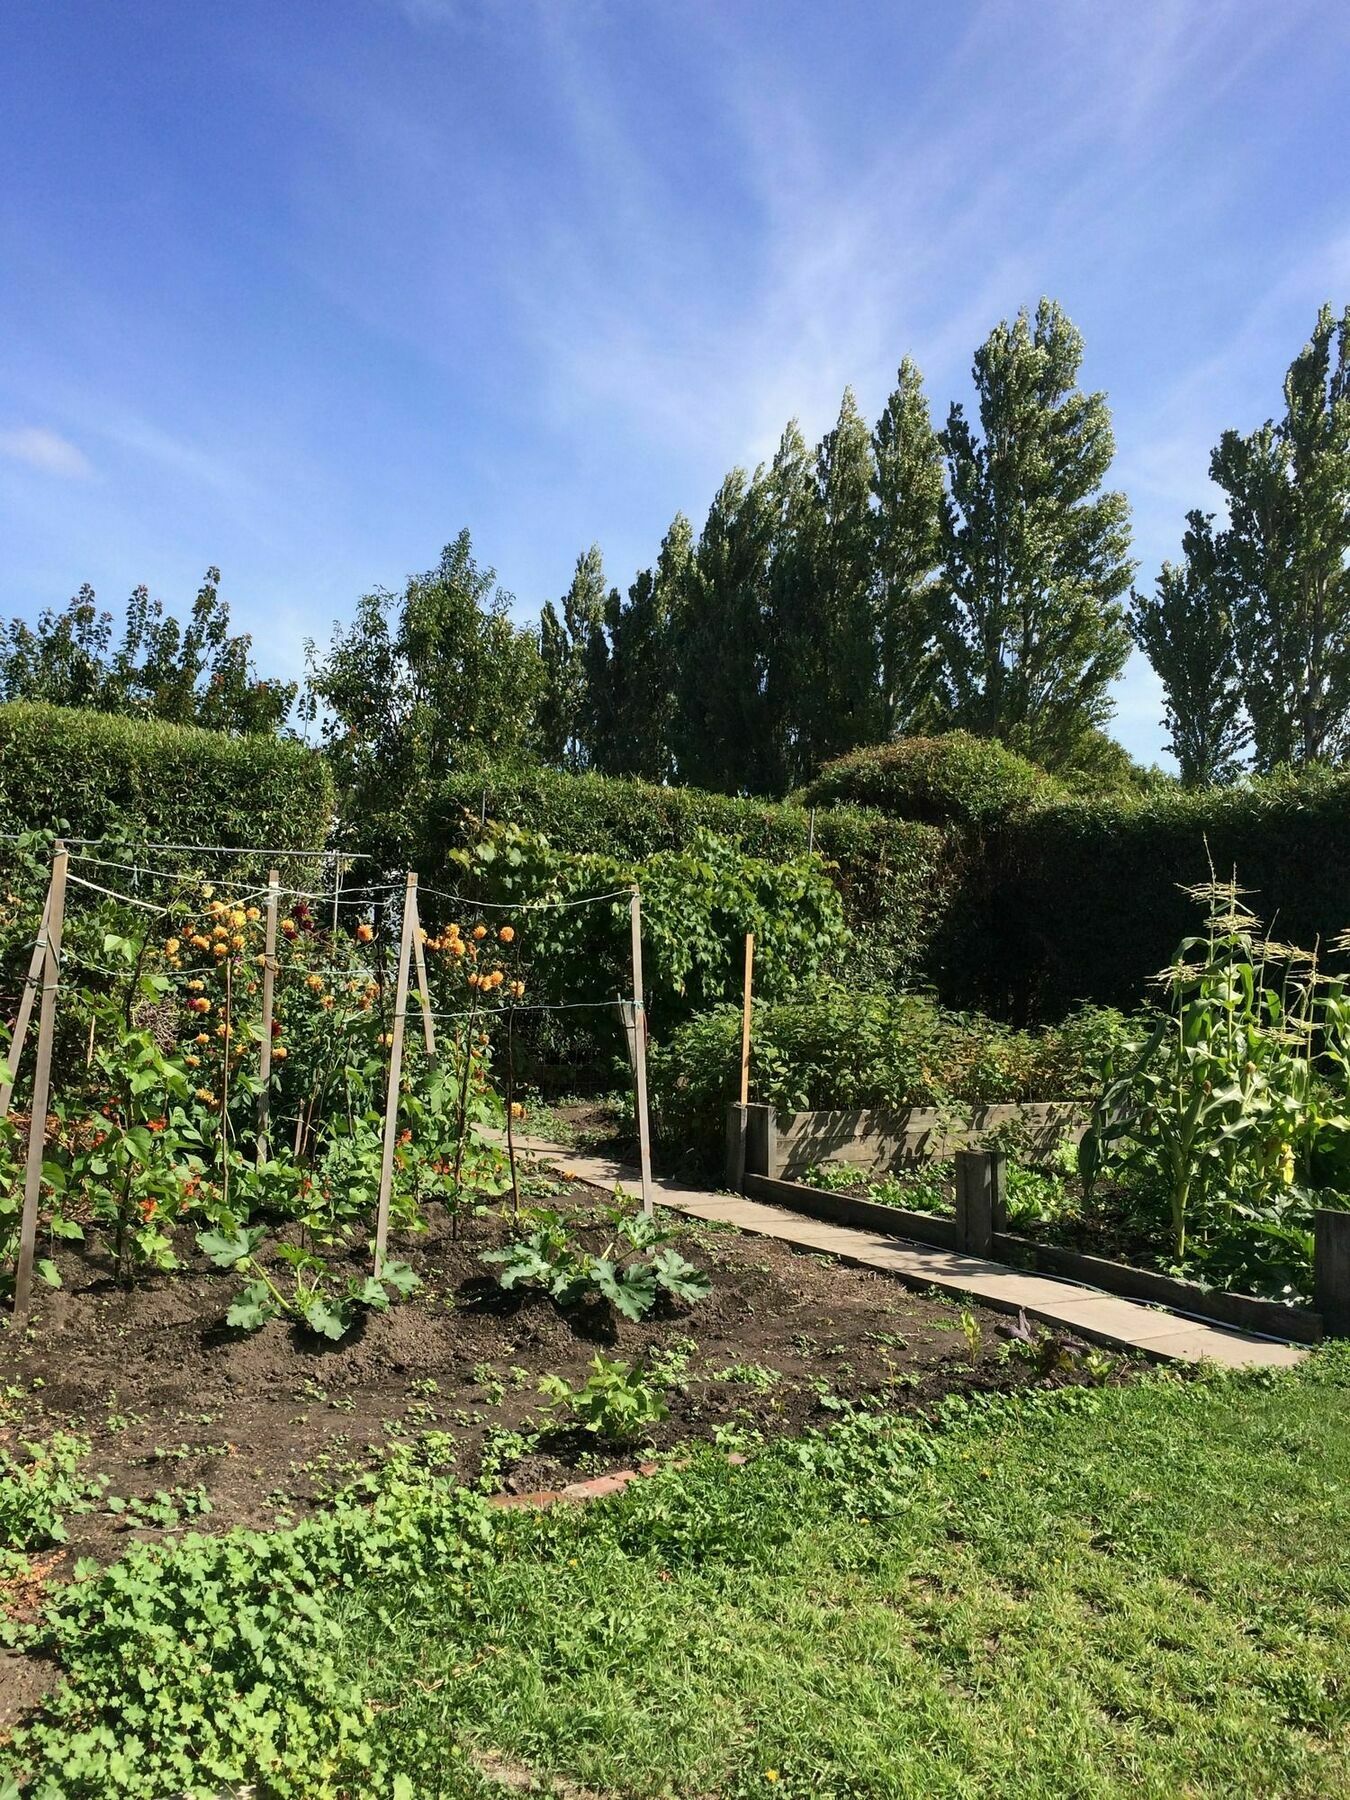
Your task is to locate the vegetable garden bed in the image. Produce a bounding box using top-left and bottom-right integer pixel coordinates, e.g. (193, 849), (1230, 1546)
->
(0, 1173), (1117, 1594)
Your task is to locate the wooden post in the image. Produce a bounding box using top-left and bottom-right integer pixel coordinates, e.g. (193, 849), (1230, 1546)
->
(256, 869), (279, 1166)
(409, 889), (436, 1062)
(739, 931), (755, 1108)
(0, 893), (50, 1119)
(219, 954), (233, 1210)
(742, 1102), (779, 1179)
(629, 888), (654, 1216)
(373, 873), (417, 1272)
(13, 843), (68, 1322)
(955, 1149), (1005, 1258)
(1315, 1208), (1350, 1338)
(331, 854), (343, 939)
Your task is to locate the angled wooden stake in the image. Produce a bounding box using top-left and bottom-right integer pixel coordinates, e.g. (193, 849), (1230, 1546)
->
(409, 888), (436, 1062)
(739, 931), (755, 1108)
(0, 893), (50, 1119)
(13, 843), (68, 1322)
(373, 872), (417, 1273)
(629, 887), (654, 1216)
(256, 869), (279, 1166)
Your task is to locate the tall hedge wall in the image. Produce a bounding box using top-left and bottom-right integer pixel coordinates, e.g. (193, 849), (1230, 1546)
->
(933, 770), (1350, 1020)
(0, 704), (334, 852)
(429, 761), (1350, 1025)
(426, 766), (947, 987)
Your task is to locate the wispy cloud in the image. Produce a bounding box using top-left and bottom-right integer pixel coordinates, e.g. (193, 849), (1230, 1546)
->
(0, 426), (93, 479)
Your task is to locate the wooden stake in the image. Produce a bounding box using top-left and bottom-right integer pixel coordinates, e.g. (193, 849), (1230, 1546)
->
(373, 872), (417, 1273)
(505, 1004), (520, 1214)
(0, 894), (50, 1118)
(409, 889), (436, 1061)
(331, 854), (343, 939)
(629, 888), (654, 1216)
(739, 931), (755, 1108)
(13, 843), (68, 1322)
(219, 955), (232, 1212)
(256, 869), (279, 1166)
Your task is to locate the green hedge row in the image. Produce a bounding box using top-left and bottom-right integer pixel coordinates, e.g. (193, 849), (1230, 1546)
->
(0, 703), (334, 854)
(429, 759), (1350, 1025)
(941, 769), (1350, 1019)
(797, 731), (1064, 825)
(424, 766), (947, 988)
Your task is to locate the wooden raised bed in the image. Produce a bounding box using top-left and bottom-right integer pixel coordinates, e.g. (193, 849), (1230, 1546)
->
(727, 1103), (1338, 1344)
(729, 1100), (1083, 1183)
(743, 1171), (960, 1251)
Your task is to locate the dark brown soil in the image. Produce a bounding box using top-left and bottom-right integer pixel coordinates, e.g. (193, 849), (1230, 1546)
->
(0, 1173), (1114, 1584)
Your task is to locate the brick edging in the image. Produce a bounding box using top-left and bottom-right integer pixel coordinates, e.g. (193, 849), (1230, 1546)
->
(489, 1453), (746, 1510)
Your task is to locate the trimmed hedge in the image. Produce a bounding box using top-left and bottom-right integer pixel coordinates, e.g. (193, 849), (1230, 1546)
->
(428, 760), (1350, 1027)
(946, 769), (1350, 1019)
(798, 731), (1063, 825)
(424, 765), (947, 988)
(0, 704), (334, 853)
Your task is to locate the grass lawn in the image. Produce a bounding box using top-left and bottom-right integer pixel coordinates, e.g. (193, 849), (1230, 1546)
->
(7, 1352), (1349, 1798)
(340, 1357), (1350, 1799)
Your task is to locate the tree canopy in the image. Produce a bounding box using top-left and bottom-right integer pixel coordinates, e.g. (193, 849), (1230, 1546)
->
(0, 569), (294, 735)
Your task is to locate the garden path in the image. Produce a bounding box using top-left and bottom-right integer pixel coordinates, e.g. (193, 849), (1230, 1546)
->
(511, 1135), (1308, 1370)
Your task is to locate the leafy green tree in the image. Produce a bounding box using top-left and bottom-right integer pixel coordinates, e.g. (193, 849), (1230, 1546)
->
(872, 358), (947, 738)
(305, 530), (542, 857)
(937, 299), (1135, 770)
(1130, 511), (1247, 785)
(0, 571), (294, 734)
(538, 546), (607, 771)
(794, 388), (882, 776)
(759, 421), (820, 793)
(600, 513), (691, 781)
(1210, 304), (1350, 769)
(670, 467), (774, 794)
(0, 584), (112, 710)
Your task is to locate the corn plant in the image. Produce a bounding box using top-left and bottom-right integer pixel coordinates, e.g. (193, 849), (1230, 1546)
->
(1080, 879), (1350, 1278)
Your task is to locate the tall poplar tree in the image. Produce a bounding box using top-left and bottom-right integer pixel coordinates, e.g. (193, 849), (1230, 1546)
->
(1210, 304), (1350, 769)
(937, 300), (1134, 770)
(796, 388), (882, 774)
(872, 358), (946, 737)
(759, 421), (820, 793)
(1130, 511), (1247, 786)
(671, 468), (773, 793)
(601, 512), (692, 780)
(538, 545), (608, 770)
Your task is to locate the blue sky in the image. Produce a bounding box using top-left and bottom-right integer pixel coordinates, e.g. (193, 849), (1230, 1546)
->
(1, 0), (1347, 766)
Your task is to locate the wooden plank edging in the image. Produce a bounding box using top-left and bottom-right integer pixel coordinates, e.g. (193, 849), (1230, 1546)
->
(990, 1231), (1322, 1345)
(743, 1172), (960, 1251)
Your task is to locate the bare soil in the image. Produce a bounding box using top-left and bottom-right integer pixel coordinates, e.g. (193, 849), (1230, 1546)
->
(0, 1172), (1112, 1583)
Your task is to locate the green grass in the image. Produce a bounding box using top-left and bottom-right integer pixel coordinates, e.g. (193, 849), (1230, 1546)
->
(345, 1359), (1350, 1799)
(8, 1355), (1350, 1797)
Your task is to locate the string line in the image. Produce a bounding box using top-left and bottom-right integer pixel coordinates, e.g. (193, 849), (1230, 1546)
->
(417, 883), (634, 914)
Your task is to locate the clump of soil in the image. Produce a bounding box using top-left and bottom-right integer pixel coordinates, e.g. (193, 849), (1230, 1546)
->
(1, 1174), (1114, 1582)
